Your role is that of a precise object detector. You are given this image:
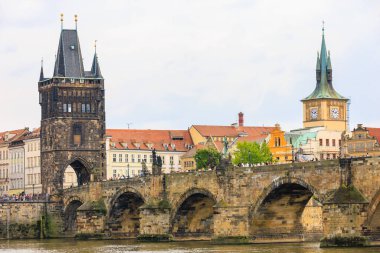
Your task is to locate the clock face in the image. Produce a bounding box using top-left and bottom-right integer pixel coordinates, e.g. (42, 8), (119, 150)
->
(310, 108), (318, 120)
(331, 108), (339, 119)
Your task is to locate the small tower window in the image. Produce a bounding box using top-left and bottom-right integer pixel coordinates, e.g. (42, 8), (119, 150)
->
(73, 124), (82, 146)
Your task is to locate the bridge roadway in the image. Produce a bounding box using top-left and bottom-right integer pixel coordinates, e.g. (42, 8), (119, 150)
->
(56, 157), (380, 242)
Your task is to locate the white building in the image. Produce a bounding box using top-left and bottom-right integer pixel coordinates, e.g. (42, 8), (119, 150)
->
(8, 136), (26, 195)
(286, 127), (342, 161)
(105, 129), (193, 179)
(24, 129), (42, 194)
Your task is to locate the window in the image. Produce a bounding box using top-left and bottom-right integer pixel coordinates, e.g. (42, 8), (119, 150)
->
(63, 104), (67, 112)
(125, 154), (129, 162)
(73, 124), (82, 146)
(137, 154), (141, 163)
(326, 139), (329, 146)
(68, 103), (72, 113)
(150, 155), (153, 163)
(333, 154), (336, 159)
(320, 154), (324, 160)
(112, 154), (116, 162)
(119, 154), (122, 163)
(319, 139), (323, 146)
(274, 137), (281, 147)
(82, 104), (86, 113)
(143, 155), (147, 162)
(332, 139), (336, 147)
(339, 140), (342, 147)
(86, 104), (91, 113)
(131, 154), (135, 163)
(170, 156), (174, 165)
(326, 154), (330, 159)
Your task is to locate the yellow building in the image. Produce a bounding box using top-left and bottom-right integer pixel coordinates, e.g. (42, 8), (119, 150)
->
(267, 124), (293, 163)
(302, 28), (349, 132)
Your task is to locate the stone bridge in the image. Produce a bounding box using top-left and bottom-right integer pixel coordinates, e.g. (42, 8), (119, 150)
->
(50, 157), (380, 243)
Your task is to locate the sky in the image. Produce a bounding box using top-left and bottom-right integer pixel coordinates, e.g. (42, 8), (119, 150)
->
(0, 0), (379, 132)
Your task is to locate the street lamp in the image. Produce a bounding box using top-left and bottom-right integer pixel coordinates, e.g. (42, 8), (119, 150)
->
(248, 150), (252, 167)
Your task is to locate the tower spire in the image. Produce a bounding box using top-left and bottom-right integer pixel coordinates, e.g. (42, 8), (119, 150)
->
(75, 14), (78, 30)
(91, 40), (102, 78)
(302, 25), (346, 101)
(39, 58), (44, 81)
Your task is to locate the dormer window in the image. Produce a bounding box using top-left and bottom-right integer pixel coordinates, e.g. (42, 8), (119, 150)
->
(134, 142), (141, 149)
(70, 45), (75, 50)
(163, 143), (168, 150)
(171, 143), (176, 150)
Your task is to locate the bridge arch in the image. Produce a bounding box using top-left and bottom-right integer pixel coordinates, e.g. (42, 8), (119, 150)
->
(170, 188), (217, 239)
(106, 186), (145, 237)
(250, 176), (322, 240)
(64, 197), (84, 233)
(62, 157), (91, 189)
(365, 188), (380, 239)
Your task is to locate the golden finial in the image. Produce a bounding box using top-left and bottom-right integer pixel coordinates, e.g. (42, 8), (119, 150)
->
(94, 40), (97, 53)
(60, 13), (64, 30)
(74, 14), (78, 30)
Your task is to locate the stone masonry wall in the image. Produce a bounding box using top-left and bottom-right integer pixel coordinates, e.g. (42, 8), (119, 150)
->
(0, 202), (45, 239)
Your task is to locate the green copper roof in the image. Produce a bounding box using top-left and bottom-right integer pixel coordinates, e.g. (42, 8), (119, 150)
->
(303, 29), (347, 101)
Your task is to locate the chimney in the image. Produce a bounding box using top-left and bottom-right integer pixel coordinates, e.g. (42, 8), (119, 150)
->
(238, 112), (244, 127)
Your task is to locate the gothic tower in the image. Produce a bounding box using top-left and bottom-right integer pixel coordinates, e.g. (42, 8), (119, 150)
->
(39, 18), (106, 195)
(302, 28), (349, 132)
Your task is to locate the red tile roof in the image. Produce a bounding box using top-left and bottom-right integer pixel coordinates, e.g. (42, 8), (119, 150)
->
(106, 129), (193, 152)
(0, 129), (29, 145)
(367, 128), (380, 144)
(192, 125), (275, 142)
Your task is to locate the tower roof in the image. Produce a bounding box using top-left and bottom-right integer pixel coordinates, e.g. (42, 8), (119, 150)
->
(53, 29), (85, 78)
(303, 29), (347, 101)
(90, 52), (103, 78)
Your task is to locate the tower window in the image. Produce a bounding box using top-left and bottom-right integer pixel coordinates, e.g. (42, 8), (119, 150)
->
(73, 124), (82, 146)
(67, 103), (72, 113)
(63, 104), (67, 112)
(82, 104), (86, 113)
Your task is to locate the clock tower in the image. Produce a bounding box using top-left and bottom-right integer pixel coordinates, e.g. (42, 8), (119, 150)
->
(302, 28), (349, 132)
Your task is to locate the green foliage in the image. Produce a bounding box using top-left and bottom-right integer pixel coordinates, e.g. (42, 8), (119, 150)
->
(232, 141), (272, 165)
(194, 148), (222, 170)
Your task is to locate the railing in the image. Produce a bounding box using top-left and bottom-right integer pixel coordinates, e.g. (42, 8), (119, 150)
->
(0, 193), (49, 202)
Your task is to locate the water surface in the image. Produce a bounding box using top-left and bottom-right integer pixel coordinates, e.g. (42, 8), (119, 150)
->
(0, 240), (379, 253)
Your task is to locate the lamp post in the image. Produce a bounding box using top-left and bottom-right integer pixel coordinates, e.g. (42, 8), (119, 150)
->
(248, 150), (252, 167)
(32, 183), (35, 196)
(127, 163), (130, 179)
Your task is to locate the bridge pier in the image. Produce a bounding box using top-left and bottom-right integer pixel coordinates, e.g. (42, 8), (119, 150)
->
(213, 206), (250, 239)
(138, 206), (171, 241)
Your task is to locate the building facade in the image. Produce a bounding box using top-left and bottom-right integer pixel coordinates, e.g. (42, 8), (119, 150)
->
(341, 124), (380, 158)
(0, 129), (28, 194)
(24, 129), (42, 194)
(105, 129), (193, 179)
(39, 23), (106, 194)
(8, 138), (26, 195)
(302, 29), (349, 132)
(286, 127), (342, 161)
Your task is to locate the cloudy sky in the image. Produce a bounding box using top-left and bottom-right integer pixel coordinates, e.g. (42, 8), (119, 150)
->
(0, 0), (379, 132)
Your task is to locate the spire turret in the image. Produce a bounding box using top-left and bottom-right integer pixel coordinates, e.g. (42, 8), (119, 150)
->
(303, 26), (346, 101)
(39, 58), (44, 81)
(90, 40), (103, 78)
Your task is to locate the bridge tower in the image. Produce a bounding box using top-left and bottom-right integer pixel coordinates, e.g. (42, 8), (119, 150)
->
(39, 16), (106, 195)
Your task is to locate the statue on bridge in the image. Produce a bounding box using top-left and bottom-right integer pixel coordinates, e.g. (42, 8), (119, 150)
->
(151, 149), (162, 175)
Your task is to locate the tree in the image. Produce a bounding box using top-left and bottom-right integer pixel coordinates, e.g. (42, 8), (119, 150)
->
(194, 148), (222, 170)
(232, 141), (272, 166)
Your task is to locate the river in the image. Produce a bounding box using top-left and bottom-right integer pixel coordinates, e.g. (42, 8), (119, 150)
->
(0, 240), (379, 253)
